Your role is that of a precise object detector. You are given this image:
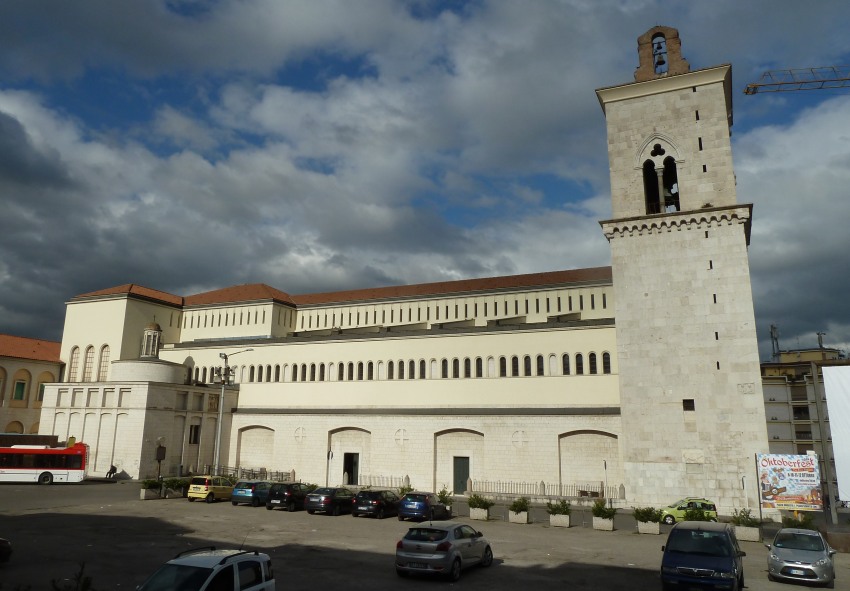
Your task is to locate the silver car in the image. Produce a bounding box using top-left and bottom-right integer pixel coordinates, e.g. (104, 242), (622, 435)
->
(395, 523), (493, 581)
(766, 528), (836, 587)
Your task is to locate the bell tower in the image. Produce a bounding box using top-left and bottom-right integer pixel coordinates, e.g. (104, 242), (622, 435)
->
(597, 27), (770, 513)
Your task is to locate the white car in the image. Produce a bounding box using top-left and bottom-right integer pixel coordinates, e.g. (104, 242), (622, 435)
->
(396, 523), (493, 581)
(137, 547), (275, 591)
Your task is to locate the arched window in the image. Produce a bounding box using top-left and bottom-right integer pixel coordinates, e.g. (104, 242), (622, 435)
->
(409, 360), (416, 379)
(511, 356), (519, 377)
(357, 362), (364, 381)
(367, 362), (374, 380)
(603, 352), (612, 374)
(274, 365), (281, 382)
(398, 361), (405, 380)
(348, 362), (354, 381)
(419, 360), (426, 379)
(662, 156), (680, 212)
(68, 347), (80, 382)
(441, 359), (449, 379)
(452, 358), (460, 379)
(536, 355), (545, 376)
(291, 365), (298, 382)
(249, 366), (256, 382)
(82, 346), (94, 382)
(338, 364), (345, 381)
(301, 364), (307, 382)
(388, 361), (395, 380)
(257, 365), (264, 382)
(523, 355), (532, 376)
(97, 346), (110, 381)
(202, 367), (208, 383)
(652, 32), (668, 74)
(499, 357), (507, 377)
(575, 354), (584, 375)
(475, 358), (483, 378)
(589, 353), (598, 375)
(643, 159), (661, 214)
(464, 358), (472, 378)
(310, 364), (317, 381)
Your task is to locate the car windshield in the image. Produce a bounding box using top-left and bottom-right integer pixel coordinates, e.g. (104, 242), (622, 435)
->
(774, 532), (825, 552)
(404, 494), (428, 502)
(137, 564), (213, 591)
(190, 478), (209, 486)
(356, 491), (381, 499)
(668, 499), (685, 508)
(405, 528), (448, 542)
(312, 488), (333, 495)
(666, 530), (731, 557)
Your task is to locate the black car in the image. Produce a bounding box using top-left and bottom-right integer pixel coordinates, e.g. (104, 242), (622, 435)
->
(305, 487), (355, 515)
(352, 489), (400, 519)
(266, 482), (311, 512)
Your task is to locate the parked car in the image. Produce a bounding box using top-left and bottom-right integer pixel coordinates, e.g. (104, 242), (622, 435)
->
(766, 527), (836, 587)
(0, 537), (11, 563)
(231, 480), (272, 507)
(397, 491), (450, 521)
(660, 521), (745, 591)
(659, 497), (718, 525)
(396, 523), (493, 581)
(305, 487), (354, 515)
(266, 482), (311, 512)
(137, 547), (275, 591)
(352, 489), (400, 519)
(187, 475), (234, 503)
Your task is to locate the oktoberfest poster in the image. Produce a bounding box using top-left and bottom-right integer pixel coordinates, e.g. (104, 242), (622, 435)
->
(757, 453), (822, 511)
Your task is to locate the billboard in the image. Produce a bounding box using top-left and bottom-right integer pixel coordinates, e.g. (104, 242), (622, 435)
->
(757, 453), (822, 511)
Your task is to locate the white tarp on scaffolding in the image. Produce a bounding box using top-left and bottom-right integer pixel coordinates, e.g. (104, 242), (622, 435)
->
(822, 366), (850, 501)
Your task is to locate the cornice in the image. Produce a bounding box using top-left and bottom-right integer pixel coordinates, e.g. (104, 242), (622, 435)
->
(599, 204), (753, 243)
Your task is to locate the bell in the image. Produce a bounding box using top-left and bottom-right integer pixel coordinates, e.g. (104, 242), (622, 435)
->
(655, 55), (666, 67)
(655, 42), (663, 51)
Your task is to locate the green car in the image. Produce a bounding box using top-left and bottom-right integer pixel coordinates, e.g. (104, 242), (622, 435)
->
(660, 497), (717, 525)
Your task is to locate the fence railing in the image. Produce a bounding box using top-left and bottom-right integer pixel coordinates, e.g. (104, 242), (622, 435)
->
(468, 479), (625, 499)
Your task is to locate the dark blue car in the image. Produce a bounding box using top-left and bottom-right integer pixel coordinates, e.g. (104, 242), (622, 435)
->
(661, 521), (745, 591)
(397, 492), (450, 521)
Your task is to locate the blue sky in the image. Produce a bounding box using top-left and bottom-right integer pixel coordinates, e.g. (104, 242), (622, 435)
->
(2, 0), (850, 360)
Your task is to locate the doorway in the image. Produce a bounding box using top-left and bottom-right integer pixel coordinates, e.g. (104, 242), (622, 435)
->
(343, 452), (359, 485)
(453, 456), (469, 494)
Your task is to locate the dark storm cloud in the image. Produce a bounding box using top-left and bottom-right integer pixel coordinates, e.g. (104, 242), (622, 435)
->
(0, 111), (73, 188)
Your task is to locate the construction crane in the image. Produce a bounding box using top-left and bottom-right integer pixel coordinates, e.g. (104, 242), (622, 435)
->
(744, 65), (850, 94)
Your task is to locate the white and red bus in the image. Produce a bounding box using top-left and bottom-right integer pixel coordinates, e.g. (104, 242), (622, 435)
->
(0, 442), (89, 484)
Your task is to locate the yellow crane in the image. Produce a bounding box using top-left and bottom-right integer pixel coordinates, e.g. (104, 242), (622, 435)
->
(744, 65), (850, 94)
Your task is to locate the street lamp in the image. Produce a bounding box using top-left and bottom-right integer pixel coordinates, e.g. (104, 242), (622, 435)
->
(213, 348), (253, 475)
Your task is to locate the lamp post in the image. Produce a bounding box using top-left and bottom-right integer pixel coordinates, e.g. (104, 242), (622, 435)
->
(213, 348), (253, 475)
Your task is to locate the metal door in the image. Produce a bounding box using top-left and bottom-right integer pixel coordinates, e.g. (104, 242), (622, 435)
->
(453, 456), (469, 494)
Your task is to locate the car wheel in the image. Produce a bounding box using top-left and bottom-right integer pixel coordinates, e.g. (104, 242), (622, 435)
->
(398, 515), (404, 521)
(206, 493), (215, 504)
(448, 558), (462, 582)
(307, 509), (315, 514)
(251, 497), (260, 508)
(480, 546), (493, 567)
(265, 503), (273, 510)
(188, 497), (196, 502)
(333, 505), (340, 516)
(232, 500), (238, 506)
(287, 501), (296, 512)
(396, 568), (409, 578)
(37, 472), (54, 485)
(376, 508), (385, 520)
(663, 515), (675, 525)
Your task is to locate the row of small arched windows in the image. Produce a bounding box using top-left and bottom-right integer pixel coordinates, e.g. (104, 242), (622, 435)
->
(192, 352), (612, 385)
(66, 345), (111, 383)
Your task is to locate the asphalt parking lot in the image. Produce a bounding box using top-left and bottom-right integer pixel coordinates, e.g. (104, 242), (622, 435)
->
(0, 481), (847, 590)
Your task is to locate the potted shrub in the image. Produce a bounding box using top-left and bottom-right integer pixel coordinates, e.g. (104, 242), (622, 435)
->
(467, 493), (494, 521)
(632, 506), (662, 535)
(546, 499), (572, 528)
(508, 496), (530, 524)
(781, 512), (815, 530)
(591, 499), (616, 531)
(730, 508), (761, 542)
(163, 477), (190, 498)
(140, 479), (162, 500)
(437, 486), (453, 517)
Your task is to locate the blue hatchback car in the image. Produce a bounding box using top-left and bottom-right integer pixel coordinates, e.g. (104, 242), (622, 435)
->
(397, 492), (450, 522)
(661, 521), (745, 591)
(231, 480), (273, 507)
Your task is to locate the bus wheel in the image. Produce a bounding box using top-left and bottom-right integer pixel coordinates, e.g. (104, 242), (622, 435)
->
(38, 472), (54, 485)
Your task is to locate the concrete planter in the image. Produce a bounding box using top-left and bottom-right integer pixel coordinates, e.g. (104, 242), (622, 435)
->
(549, 514), (571, 528)
(508, 511), (529, 524)
(140, 488), (161, 500)
(734, 525), (760, 542)
(637, 521), (660, 535)
(164, 488), (186, 499)
(469, 507), (489, 521)
(592, 517), (614, 531)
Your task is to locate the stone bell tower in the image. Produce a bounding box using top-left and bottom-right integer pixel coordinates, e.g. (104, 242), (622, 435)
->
(597, 26), (770, 514)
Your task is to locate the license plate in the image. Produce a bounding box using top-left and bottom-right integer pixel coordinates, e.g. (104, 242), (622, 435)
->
(789, 569), (805, 576)
(358, 506), (369, 510)
(408, 562), (428, 569)
(271, 499), (280, 504)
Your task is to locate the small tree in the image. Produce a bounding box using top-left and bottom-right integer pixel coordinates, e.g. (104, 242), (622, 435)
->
(782, 512), (815, 530)
(730, 508), (760, 527)
(437, 485), (453, 506)
(632, 506), (663, 523)
(683, 507), (713, 522)
(546, 499), (572, 516)
(398, 484), (414, 496)
(509, 496), (530, 514)
(467, 494), (494, 510)
(591, 499), (616, 519)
